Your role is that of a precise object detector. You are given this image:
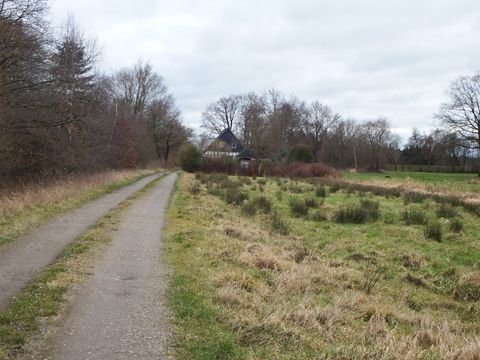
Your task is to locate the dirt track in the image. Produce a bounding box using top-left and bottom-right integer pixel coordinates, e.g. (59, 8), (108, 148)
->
(0, 173), (162, 309)
(44, 173), (177, 359)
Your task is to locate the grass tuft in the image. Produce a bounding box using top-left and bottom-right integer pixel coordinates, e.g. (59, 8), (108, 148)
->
(402, 206), (428, 225)
(424, 221), (442, 242)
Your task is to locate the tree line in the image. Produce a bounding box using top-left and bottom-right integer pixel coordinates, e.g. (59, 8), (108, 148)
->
(0, 0), (191, 183)
(200, 74), (480, 173)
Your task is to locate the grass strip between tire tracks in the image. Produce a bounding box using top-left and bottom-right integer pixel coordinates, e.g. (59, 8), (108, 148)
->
(0, 173), (168, 360)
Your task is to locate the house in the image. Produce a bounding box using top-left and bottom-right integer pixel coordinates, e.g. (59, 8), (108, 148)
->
(203, 128), (255, 165)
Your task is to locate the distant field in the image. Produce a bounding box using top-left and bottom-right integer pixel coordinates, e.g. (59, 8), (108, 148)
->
(165, 173), (480, 359)
(343, 171), (480, 193)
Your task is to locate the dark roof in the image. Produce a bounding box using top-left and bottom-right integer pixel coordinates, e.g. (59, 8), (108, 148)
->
(238, 148), (255, 160)
(218, 129), (241, 145)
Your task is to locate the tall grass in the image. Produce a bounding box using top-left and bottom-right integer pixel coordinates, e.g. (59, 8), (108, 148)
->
(0, 169), (158, 246)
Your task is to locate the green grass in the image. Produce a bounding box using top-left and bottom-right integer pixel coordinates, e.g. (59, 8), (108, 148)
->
(343, 170), (480, 193)
(165, 173), (480, 359)
(0, 174), (167, 359)
(164, 178), (244, 359)
(0, 170), (160, 248)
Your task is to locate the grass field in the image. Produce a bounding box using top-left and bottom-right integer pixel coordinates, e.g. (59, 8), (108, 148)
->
(165, 173), (480, 359)
(343, 171), (480, 194)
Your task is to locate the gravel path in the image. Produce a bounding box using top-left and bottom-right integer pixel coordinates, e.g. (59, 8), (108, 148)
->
(0, 173), (162, 309)
(46, 173), (177, 360)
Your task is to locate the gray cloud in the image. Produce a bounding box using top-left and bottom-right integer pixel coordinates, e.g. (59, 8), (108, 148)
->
(50, 0), (480, 138)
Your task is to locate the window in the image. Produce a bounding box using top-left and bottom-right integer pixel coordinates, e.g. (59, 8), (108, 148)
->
(232, 143), (237, 149)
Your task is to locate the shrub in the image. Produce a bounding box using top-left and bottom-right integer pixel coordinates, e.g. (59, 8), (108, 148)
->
(199, 157), (239, 175)
(360, 199), (380, 220)
(271, 211), (291, 235)
(288, 145), (314, 163)
(288, 198), (308, 217)
(315, 186), (327, 198)
(402, 207), (427, 225)
(436, 204), (458, 218)
(179, 144), (202, 172)
(424, 221), (442, 242)
(333, 206), (369, 224)
(449, 218), (463, 233)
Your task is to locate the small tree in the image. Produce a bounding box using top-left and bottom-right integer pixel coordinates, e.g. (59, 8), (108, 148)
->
(288, 144), (314, 163)
(179, 144), (201, 172)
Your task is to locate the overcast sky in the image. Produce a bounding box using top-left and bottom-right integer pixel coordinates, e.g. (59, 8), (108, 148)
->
(49, 0), (480, 140)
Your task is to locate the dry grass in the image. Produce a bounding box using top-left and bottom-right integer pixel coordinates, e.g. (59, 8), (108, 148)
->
(0, 169), (158, 247)
(166, 173), (480, 359)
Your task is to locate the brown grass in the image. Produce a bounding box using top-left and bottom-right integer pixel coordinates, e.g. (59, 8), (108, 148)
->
(166, 173), (480, 359)
(0, 169), (153, 218)
(0, 169), (158, 246)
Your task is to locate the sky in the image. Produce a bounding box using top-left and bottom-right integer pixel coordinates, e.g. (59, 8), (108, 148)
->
(49, 0), (480, 140)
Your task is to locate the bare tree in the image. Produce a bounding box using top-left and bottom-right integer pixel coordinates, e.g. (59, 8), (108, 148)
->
(241, 93), (267, 172)
(201, 95), (241, 135)
(437, 73), (480, 157)
(115, 60), (166, 121)
(303, 101), (340, 162)
(147, 96), (192, 165)
(359, 118), (394, 171)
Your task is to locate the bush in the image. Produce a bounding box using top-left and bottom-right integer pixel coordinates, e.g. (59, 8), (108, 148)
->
(289, 198), (308, 217)
(288, 145), (314, 163)
(271, 211), (291, 235)
(402, 207), (427, 225)
(199, 157), (240, 175)
(436, 204), (458, 218)
(315, 186), (327, 197)
(179, 144), (202, 172)
(449, 218), (463, 233)
(333, 206), (369, 224)
(424, 221), (442, 242)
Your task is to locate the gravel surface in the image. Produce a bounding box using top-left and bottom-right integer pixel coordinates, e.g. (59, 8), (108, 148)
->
(45, 173), (177, 360)
(0, 173), (162, 309)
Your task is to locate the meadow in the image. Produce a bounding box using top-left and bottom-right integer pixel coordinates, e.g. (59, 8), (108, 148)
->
(342, 171), (480, 194)
(165, 172), (480, 359)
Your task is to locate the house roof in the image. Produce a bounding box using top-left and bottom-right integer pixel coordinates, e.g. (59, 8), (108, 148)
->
(217, 128), (243, 150)
(238, 148), (255, 160)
